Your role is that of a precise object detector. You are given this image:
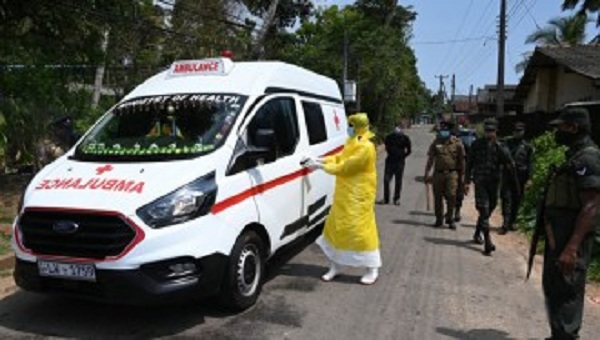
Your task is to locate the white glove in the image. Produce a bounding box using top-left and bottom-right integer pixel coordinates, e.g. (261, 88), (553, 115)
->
(300, 157), (324, 170)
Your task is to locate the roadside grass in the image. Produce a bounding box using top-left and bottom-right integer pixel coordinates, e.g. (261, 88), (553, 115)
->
(0, 269), (12, 278)
(0, 233), (11, 256)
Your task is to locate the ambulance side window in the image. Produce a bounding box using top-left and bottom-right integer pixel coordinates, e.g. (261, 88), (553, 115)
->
(248, 97), (299, 162)
(301, 101), (327, 145)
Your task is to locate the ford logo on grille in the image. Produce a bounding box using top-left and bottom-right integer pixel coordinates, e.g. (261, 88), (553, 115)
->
(53, 220), (79, 234)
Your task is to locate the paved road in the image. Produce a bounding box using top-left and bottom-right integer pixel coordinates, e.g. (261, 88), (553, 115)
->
(0, 125), (599, 339)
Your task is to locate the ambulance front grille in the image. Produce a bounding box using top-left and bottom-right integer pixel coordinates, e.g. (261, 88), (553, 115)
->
(18, 210), (136, 259)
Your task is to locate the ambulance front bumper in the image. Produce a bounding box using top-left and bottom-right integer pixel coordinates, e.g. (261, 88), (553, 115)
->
(13, 253), (228, 305)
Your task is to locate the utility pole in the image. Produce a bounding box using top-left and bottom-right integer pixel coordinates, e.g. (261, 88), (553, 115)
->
(451, 74), (456, 111)
(435, 75), (449, 121)
(496, 0), (507, 117)
(468, 84), (474, 113)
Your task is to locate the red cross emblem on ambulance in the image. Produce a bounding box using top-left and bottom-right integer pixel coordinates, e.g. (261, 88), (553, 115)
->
(333, 110), (340, 131)
(96, 164), (113, 175)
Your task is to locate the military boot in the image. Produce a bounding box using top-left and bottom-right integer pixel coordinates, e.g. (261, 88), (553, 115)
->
(498, 224), (509, 235)
(482, 229), (496, 256)
(446, 218), (456, 230)
(473, 223), (484, 244)
(454, 209), (461, 222)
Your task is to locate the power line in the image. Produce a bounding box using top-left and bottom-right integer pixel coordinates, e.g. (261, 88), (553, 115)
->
(436, 0), (474, 74)
(511, 0), (540, 32)
(443, 0), (496, 78)
(523, 0), (542, 30)
(412, 35), (494, 45)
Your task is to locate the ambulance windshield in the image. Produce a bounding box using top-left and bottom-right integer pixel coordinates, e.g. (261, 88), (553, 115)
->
(74, 93), (246, 161)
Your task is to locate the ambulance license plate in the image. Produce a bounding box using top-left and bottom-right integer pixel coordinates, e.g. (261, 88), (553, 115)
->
(38, 261), (96, 281)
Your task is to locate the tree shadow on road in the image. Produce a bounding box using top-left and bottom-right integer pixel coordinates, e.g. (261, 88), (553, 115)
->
(0, 292), (228, 338)
(436, 326), (519, 339)
(271, 262), (360, 286)
(423, 236), (483, 253)
(414, 176), (426, 183)
(0, 228), (325, 338)
(409, 210), (436, 217)
(392, 219), (435, 228)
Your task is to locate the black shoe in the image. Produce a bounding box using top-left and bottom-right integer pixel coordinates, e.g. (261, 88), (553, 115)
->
(473, 234), (483, 244)
(433, 220), (443, 227)
(448, 222), (457, 230)
(454, 213), (461, 222)
(393, 200), (400, 206)
(376, 200), (389, 205)
(483, 243), (496, 255)
(498, 227), (508, 235)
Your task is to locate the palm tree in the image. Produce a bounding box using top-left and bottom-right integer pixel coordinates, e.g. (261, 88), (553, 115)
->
(525, 14), (589, 46)
(516, 15), (589, 74)
(562, 0), (600, 25)
(514, 51), (533, 74)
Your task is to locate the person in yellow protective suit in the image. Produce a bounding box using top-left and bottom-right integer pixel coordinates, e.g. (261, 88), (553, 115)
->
(302, 113), (381, 285)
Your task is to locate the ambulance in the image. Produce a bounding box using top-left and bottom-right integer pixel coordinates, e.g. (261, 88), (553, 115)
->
(12, 57), (348, 310)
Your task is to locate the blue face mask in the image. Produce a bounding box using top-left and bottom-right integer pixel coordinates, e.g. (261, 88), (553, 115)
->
(347, 126), (355, 137)
(438, 130), (450, 138)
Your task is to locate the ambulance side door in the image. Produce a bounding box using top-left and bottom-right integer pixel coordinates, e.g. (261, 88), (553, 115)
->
(231, 94), (308, 250)
(299, 100), (344, 234)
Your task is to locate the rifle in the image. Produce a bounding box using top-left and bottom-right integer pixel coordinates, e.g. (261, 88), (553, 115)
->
(526, 165), (556, 281)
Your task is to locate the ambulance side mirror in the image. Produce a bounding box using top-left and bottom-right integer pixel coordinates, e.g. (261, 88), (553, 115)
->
(244, 129), (275, 164)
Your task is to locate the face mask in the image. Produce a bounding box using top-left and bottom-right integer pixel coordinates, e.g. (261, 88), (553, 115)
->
(554, 130), (577, 146)
(395, 127), (402, 134)
(438, 130), (450, 139)
(347, 126), (355, 137)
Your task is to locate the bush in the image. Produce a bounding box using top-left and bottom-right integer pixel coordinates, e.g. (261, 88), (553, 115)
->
(517, 131), (600, 282)
(517, 131), (566, 234)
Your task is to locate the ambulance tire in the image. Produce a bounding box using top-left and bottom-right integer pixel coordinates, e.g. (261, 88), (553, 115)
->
(218, 230), (266, 311)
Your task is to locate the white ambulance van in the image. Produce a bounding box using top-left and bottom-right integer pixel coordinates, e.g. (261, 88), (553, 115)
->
(12, 57), (348, 310)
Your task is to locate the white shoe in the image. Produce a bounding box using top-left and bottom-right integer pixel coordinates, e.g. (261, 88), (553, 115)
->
(321, 262), (340, 282)
(360, 268), (379, 285)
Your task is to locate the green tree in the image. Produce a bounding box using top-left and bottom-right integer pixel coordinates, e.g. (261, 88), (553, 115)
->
(562, 0), (600, 24)
(525, 14), (589, 46)
(274, 2), (426, 134)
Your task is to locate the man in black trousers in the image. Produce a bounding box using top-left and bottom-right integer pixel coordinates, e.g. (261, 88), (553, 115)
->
(378, 121), (411, 205)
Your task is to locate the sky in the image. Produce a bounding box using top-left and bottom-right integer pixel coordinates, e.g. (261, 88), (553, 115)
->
(325, 0), (599, 95)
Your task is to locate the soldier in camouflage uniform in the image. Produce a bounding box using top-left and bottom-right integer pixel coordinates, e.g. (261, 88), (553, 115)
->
(540, 108), (600, 340)
(455, 125), (476, 222)
(500, 122), (534, 234)
(465, 118), (516, 255)
(424, 121), (465, 229)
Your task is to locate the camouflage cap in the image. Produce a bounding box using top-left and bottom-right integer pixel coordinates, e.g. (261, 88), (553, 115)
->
(549, 108), (591, 128)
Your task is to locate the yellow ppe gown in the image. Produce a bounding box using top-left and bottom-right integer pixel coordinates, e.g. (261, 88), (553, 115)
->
(316, 114), (382, 268)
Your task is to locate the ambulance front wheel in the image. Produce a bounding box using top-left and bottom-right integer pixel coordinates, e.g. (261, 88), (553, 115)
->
(219, 230), (266, 311)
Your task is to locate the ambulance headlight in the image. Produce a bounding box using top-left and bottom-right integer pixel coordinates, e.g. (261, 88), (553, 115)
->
(137, 172), (217, 228)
